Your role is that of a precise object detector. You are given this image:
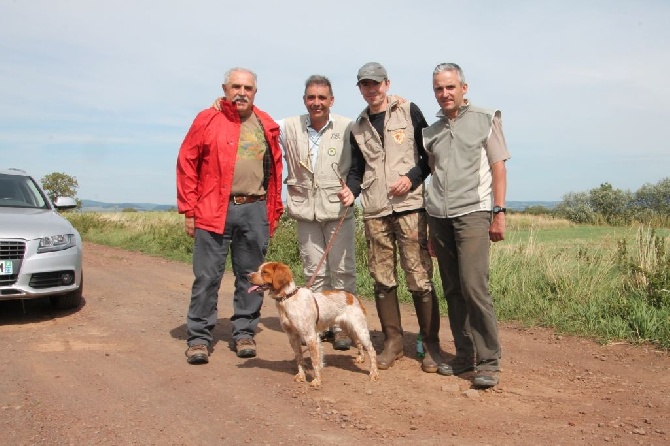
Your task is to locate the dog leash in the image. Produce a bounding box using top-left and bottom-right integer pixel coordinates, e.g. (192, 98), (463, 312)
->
(305, 163), (350, 291)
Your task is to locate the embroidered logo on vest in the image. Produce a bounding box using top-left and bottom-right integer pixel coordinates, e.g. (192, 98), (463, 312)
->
(392, 129), (406, 144)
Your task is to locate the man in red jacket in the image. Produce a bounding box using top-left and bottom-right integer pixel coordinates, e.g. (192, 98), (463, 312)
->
(177, 67), (283, 364)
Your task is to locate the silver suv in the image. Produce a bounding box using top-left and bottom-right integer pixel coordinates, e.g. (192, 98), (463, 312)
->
(0, 168), (83, 309)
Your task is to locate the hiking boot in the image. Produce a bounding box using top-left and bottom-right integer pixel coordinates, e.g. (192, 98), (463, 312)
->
(235, 338), (257, 358)
(333, 331), (352, 351)
(437, 356), (475, 376)
(473, 370), (500, 388)
(320, 330), (335, 342)
(185, 344), (209, 365)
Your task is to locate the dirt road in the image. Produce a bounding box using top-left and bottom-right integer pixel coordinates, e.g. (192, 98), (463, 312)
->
(1, 243), (669, 445)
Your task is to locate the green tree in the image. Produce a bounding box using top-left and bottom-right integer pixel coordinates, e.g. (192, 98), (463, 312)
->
(632, 177), (670, 215)
(588, 182), (631, 225)
(555, 191), (596, 224)
(40, 172), (79, 204)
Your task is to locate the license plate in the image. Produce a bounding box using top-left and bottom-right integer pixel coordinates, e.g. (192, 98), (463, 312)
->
(0, 260), (13, 275)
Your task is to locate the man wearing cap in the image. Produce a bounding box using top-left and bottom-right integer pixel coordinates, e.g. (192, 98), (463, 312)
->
(423, 63), (510, 388)
(338, 62), (441, 374)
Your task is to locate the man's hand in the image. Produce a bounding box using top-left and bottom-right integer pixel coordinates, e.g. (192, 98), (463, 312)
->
(388, 175), (412, 196)
(211, 97), (223, 111)
(337, 186), (355, 207)
(489, 213), (506, 242)
(184, 217), (195, 238)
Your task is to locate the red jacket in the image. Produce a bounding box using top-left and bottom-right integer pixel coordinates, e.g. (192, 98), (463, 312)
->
(176, 100), (284, 235)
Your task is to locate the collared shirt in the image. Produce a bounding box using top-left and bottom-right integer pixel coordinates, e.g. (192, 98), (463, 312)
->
(306, 115), (334, 171)
(278, 116), (334, 171)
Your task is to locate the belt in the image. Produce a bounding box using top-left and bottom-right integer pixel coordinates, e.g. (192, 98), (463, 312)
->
(230, 194), (266, 205)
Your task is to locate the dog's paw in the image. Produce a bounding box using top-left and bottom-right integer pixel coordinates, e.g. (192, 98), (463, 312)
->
(309, 379), (322, 388)
(354, 355), (365, 364)
(370, 371), (380, 382)
(294, 373), (306, 383)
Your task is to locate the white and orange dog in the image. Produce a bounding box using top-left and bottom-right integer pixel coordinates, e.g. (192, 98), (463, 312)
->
(248, 262), (379, 387)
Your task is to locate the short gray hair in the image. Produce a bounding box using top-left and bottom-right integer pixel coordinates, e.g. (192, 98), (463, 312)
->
(433, 63), (465, 84)
(224, 67), (258, 86)
(304, 74), (333, 96)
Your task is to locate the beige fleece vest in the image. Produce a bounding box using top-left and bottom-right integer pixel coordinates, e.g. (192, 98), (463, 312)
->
(422, 104), (499, 218)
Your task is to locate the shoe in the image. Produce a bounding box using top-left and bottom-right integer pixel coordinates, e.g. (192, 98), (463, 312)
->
(332, 331), (352, 351)
(320, 330), (335, 342)
(235, 338), (257, 358)
(473, 370), (500, 388)
(437, 356), (475, 376)
(185, 344), (209, 365)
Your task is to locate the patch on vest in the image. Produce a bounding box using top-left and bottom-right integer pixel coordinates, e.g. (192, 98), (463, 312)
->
(327, 148), (337, 156)
(392, 129), (406, 144)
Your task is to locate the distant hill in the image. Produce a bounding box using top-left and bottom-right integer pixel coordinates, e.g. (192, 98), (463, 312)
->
(81, 199), (175, 212)
(80, 199), (557, 212)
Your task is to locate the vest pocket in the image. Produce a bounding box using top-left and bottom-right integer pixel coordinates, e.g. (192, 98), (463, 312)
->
(286, 180), (309, 203)
(360, 174), (383, 214)
(315, 181), (346, 219)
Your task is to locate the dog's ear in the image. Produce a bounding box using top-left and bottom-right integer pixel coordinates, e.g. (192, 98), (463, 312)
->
(272, 263), (292, 291)
(261, 262), (275, 284)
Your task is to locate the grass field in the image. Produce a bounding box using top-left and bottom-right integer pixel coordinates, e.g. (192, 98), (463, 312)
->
(66, 211), (670, 349)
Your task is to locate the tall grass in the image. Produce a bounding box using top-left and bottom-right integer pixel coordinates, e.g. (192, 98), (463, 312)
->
(68, 211), (193, 262)
(66, 211), (670, 348)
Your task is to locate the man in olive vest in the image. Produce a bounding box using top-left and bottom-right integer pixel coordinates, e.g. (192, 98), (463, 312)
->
(338, 62), (441, 373)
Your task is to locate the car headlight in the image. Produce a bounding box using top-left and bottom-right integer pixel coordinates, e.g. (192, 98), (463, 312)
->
(37, 234), (76, 253)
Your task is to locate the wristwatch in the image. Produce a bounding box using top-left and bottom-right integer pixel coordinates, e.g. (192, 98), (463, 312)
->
(492, 206), (506, 214)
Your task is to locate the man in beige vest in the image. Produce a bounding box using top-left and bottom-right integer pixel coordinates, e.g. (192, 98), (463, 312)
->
(278, 75), (356, 350)
(338, 62), (441, 373)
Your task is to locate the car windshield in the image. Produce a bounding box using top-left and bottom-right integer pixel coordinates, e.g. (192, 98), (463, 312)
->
(0, 173), (49, 209)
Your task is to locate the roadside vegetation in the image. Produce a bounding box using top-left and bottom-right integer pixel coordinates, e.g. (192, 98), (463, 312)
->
(66, 208), (670, 349)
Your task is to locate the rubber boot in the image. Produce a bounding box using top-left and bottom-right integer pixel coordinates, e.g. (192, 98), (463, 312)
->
(412, 289), (441, 373)
(375, 287), (404, 370)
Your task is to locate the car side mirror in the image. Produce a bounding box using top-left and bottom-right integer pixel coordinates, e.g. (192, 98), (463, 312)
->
(54, 196), (78, 210)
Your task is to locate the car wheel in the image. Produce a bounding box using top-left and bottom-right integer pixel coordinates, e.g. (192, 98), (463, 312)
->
(50, 272), (84, 310)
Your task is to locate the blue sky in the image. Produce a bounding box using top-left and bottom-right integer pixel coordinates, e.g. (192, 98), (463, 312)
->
(1, 0), (668, 205)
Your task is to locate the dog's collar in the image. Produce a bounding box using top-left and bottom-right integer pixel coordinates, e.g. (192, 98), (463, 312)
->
(276, 286), (300, 302)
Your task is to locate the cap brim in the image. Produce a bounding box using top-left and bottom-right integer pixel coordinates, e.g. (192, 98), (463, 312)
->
(356, 76), (386, 85)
